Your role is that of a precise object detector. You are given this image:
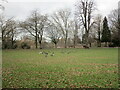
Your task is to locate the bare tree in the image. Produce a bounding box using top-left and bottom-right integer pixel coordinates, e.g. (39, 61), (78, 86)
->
(37, 14), (48, 49)
(20, 10), (48, 49)
(75, 0), (95, 47)
(20, 10), (38, 49)
(51, 9), (71, 48)
(109, 9), (120, 31)
(0, 16), (17, 49)
(94, 14), (103, 47)
(0, 16), (9, 48)
(8, 20), (17, 48)
(109, 9), (120, 46)
(69, 20), (79, 48)
(47, 24), (60, 48)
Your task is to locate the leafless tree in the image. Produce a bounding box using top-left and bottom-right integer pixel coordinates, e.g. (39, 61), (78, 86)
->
(109, 9), (120, 31)
(108, 9), (120, 46)
(47, 23), (61, 48)
(93, 14), (103, 47)
(75, 0), (96, 47)
(51, 9), (71, 48)
(37, 14), (48, 49)
(20, 15), (38, 48)
(69, 19), (79, 48)
(8, 20), (17, 47)
(0, 16), (9, 48)
(0, 16), (17, 48)
(20, 10), (48, 49)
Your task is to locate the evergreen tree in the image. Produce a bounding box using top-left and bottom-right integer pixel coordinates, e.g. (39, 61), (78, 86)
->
(101, 17), (111, 47)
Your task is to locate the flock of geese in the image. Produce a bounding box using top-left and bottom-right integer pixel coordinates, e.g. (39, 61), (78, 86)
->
(39, 51), (55, 57)
(39, 51), (71, 57)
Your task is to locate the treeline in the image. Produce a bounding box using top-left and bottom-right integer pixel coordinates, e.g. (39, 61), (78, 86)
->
(0, 0), (120, 49)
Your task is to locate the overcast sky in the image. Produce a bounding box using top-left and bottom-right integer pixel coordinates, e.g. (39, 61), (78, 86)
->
(1, 0), (120, 20)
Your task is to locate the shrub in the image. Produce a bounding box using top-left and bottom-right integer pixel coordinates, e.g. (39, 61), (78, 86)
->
(12, 44), (18, 49)
(21, 42), (30, 49)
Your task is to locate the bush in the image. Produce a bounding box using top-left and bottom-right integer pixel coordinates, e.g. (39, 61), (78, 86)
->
(112, 39), (120, 47)
(21, 42), (30, 49)
(108, 43), (115, 47)
(2, 41), (12, 49)
(12, 44), (18, 49)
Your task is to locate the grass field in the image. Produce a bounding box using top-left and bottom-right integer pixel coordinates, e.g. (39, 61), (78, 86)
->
(2, 48), (118, 88)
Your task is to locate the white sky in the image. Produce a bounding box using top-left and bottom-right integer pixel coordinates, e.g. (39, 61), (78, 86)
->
(1, 0), (120, 20)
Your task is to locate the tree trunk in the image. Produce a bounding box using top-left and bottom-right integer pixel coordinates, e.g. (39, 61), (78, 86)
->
(65, 33), (68, 48)
(73, 35), (76, 48)
(97, 26), (101, 47)
(11, 29), (14, 49)
(11, 36), (14, 48)
(35, 19), (38, 49)
(35, 36), (38, 49)
(97, 40), (101, 47)
(38, 35), (43, 49)
(65, 39), (67, 48)
(73, 42), (75, 48)
(55, 43), (57, 48)
(99, 41), (101, 47)
(85, 32), (89, 47)
(2, 32), (4, 49)
(89, 43), (91, 47)
(39, 42), (42, 49)
(74, 21), (78, 48)
(105, 42), (107, 47)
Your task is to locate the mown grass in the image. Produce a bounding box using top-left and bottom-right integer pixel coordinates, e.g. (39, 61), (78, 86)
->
(2, 48), (118, 88)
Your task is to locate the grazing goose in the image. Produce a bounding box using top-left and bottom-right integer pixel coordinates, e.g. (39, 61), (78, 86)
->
(39, 51), (48, 57)
(50, 52), (55, 56)
(39, 52), (43, 54)
(44, 52), (48, 57)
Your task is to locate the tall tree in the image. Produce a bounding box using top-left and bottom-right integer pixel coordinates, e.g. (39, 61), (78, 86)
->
(37, 14), (48, 49)
(47, 24), (61, 48)
(101, 17), (111, 47)
(75, 0), (95, 47)
(69, 19), (79, 48)
(73, 21), (78, 48)
(108, 9), (120, 47)
(0, 16), (17, 49)
(51, 9), (71, 48)
(8, 19), (17, 48)
(20, 10), (38, 49)
(20, 10), (47, 49)
(94, 14), (103, 47)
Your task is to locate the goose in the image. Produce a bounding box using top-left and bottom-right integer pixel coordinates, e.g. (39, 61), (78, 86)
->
(50, 52), (55, 56)
(39, 52), (43, 54)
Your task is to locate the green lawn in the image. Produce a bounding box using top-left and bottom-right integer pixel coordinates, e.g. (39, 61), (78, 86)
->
(2, 48), (118, 88)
